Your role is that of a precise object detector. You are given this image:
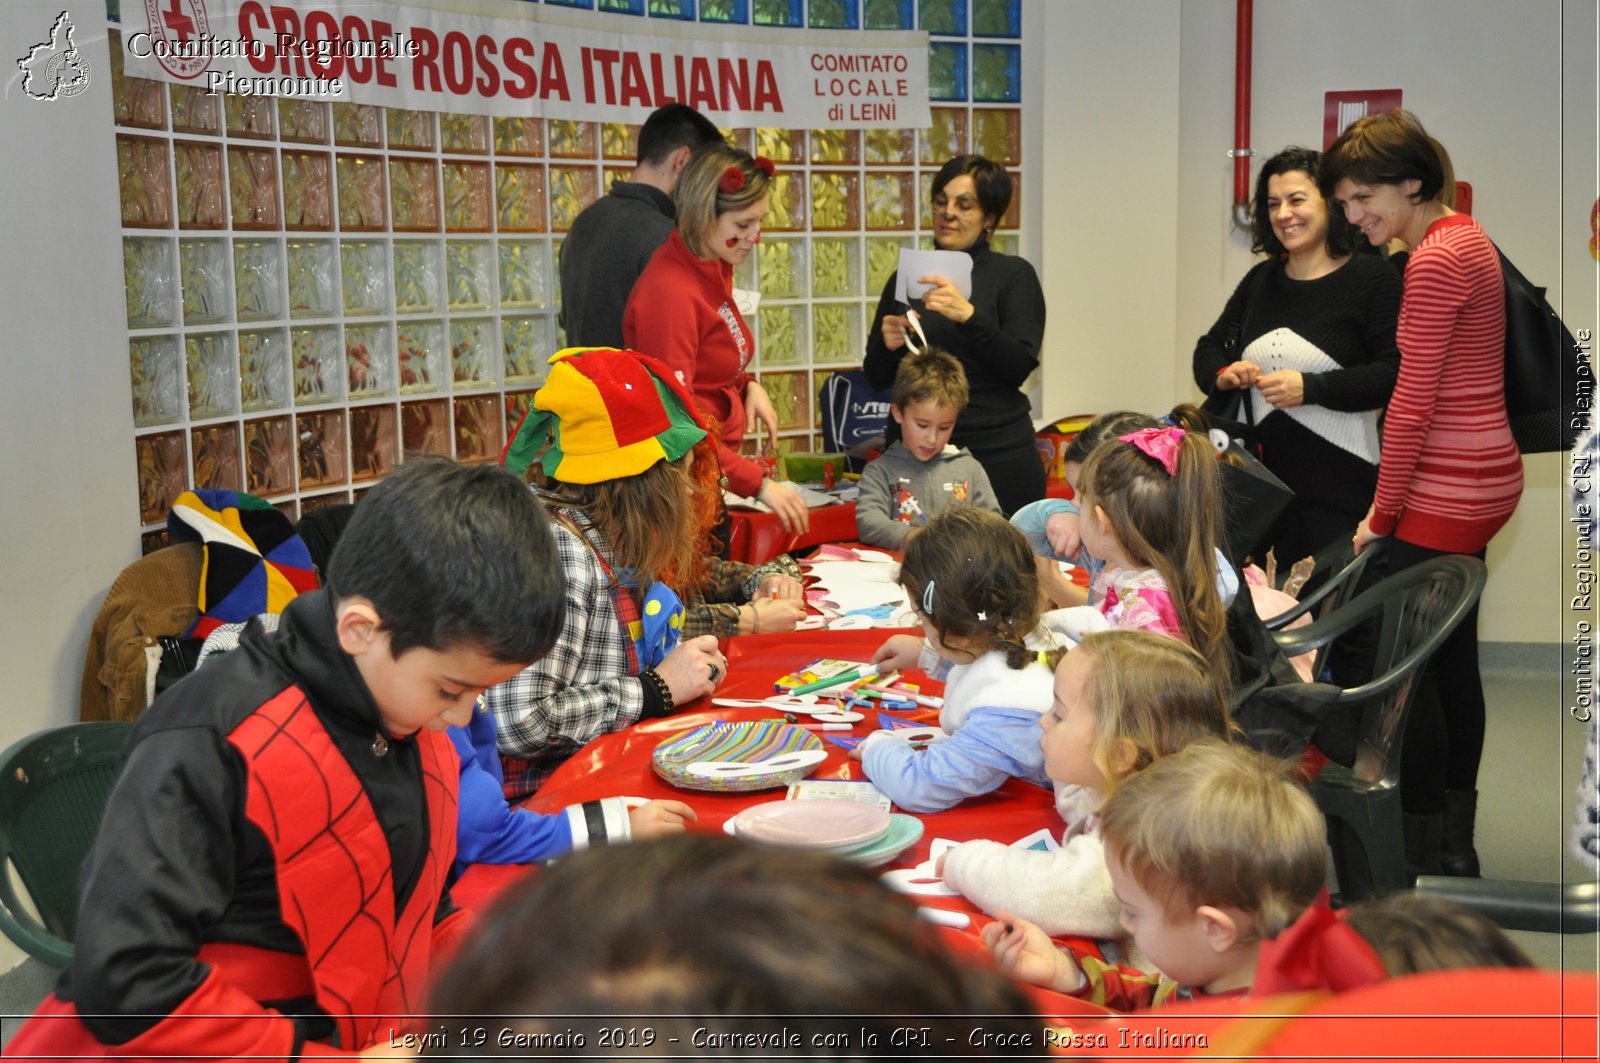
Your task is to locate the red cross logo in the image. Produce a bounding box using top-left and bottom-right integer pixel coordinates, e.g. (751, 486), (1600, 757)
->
(162, 0), (194, 44)
(144, 0), (212, 79)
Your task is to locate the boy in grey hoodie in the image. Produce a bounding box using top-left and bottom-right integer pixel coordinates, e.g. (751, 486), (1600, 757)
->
(857, 348), (1000, 549)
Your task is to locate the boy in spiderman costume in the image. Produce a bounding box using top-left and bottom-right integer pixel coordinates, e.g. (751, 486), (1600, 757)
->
(10, 458), (565, 1060)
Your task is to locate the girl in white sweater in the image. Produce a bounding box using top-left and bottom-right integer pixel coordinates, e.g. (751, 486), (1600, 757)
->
(939, 630), (1233, 945)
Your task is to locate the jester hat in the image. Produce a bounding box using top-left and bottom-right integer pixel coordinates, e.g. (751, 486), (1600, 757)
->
(502, 347), (707, 484)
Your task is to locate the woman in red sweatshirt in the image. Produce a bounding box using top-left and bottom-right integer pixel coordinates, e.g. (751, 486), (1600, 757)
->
(623, 142), (810, 535)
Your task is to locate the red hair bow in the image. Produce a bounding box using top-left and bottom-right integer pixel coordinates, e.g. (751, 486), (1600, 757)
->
(753, 155), (776, 177)
(1253, 890), (1387, 995)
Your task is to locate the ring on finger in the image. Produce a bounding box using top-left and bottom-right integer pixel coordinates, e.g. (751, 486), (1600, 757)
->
(708, 663), (721, 682)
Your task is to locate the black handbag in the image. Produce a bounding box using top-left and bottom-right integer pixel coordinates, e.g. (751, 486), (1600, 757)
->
(1216, 441), (1294, 567)
(1200, 383), (1258, 446)
(1497, 246), (1594, 452)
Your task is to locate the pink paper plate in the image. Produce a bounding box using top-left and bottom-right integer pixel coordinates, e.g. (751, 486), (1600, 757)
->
(732, 798), (892, 851)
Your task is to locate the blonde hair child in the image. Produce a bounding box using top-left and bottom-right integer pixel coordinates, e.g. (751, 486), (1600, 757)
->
(986, 742), (1328, 1010)
(942, 631), (1233, 948)
(855, 508), (1058, 812)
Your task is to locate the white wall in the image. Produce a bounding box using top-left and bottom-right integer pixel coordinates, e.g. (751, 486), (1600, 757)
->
(1036, 0), (1185, 419)
(1038, 0), (1597, 643)
(1, 9), (138, 972)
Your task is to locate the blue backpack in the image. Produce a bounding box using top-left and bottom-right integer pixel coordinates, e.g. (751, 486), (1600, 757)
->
(819, 370), (893, 472)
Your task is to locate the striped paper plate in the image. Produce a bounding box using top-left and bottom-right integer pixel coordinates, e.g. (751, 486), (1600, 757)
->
(652, 720), (826, 793)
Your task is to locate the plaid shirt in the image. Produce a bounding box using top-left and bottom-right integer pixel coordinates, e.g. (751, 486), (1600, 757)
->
(485, 509), (645, 800)
(682, 554), (804, 640)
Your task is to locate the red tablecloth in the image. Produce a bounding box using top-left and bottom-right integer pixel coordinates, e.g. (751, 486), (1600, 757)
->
(443, 628), (1600, 1045)
(726, 501), (858, 564)
(452, 626), (1109, 1021)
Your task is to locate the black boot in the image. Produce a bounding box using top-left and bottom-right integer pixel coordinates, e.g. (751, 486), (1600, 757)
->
(1403, 812), (1443, 885)
(1439, 789), (1482, 877)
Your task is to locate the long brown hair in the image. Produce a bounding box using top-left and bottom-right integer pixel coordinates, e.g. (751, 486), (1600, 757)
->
(1076, 428), (1228, 665)
(542, 458), (699, 591)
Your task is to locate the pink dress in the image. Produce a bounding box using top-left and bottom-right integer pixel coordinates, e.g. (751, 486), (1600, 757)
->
(1095, 566), (1185, 641)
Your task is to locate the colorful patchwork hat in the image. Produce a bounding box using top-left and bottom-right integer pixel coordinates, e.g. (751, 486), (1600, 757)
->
(502, 347), (707, 484)
(166, 490), (319, 639)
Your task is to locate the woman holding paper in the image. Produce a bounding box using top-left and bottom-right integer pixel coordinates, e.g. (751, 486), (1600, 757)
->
(863, 155), (1047, 515)
(624, 141), (810, 534)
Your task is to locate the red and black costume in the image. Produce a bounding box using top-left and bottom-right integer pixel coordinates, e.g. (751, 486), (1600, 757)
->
(9, 591), (468, 1060)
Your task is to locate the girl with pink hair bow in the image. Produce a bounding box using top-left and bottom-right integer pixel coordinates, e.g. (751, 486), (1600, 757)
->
(1066, 426), (1230, 668)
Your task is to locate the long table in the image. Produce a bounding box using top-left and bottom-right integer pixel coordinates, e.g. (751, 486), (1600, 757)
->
(726, 476), (1073, 567)
(725, 501), (860, 565)
(454, 629), (1061, 906)
(446, 627), (1600, 1053)
(452, 626), (1112, 1022)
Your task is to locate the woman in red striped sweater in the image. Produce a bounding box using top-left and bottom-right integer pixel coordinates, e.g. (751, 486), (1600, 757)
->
(1321, 110), (1522, 880)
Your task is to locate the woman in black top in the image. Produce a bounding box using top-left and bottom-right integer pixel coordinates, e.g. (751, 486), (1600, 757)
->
(1193, 146), (1402, 566)
(864, 155), (1047, 516)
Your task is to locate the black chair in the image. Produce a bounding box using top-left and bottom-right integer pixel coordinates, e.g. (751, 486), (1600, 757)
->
(1263, 539), (1388, 690)
(1272, 555), (1488, 900)
(0, 722), (131, 966)
(1412, 875), (1600, 935)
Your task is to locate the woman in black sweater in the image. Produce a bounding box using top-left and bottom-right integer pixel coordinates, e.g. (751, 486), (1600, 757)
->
(864, 155), (1047, 516)
(1193, 146), (1402, 566)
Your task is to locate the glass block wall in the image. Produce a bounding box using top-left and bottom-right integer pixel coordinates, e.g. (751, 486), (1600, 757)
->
(114, 0), (1025, 549)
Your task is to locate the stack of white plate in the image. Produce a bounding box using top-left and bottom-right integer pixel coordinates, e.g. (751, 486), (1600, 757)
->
(726, 799), (924, 866)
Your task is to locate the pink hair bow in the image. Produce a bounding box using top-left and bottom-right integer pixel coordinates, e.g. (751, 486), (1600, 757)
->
(1119, 425), (1185, 476)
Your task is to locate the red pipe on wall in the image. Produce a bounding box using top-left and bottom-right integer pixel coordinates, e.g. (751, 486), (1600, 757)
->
(1232, 0), (1254, 229)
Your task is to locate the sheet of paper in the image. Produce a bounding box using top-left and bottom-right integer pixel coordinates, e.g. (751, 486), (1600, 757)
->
(893, 248), (974, 303)
(722, 483), (841, 513)
(732, 286), (760, 316)
(801, 558), (909, 619)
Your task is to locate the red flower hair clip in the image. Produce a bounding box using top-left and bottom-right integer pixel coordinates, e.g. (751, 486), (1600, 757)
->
(719, 157), (777, 195)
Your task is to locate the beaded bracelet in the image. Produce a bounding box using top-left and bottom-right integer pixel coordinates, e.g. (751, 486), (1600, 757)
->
(641, 668), (674, 715)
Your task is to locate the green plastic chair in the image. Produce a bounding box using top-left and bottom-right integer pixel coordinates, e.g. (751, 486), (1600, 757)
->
(0, 721), (131, 967)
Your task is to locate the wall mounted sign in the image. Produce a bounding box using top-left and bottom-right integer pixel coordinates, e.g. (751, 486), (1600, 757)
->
(121, 0), (930, 128)
(1322, 88), (1403, 148)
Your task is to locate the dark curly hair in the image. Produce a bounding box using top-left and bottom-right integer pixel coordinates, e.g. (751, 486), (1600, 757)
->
(900, 507), (1040, 670)
(1252, 146), (1360, 258)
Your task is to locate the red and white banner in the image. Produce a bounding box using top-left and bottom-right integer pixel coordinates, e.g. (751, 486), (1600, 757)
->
(120, 0), (929, 128)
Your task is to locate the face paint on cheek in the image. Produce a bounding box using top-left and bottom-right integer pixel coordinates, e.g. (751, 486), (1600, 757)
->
(726, 237), (739, 248)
